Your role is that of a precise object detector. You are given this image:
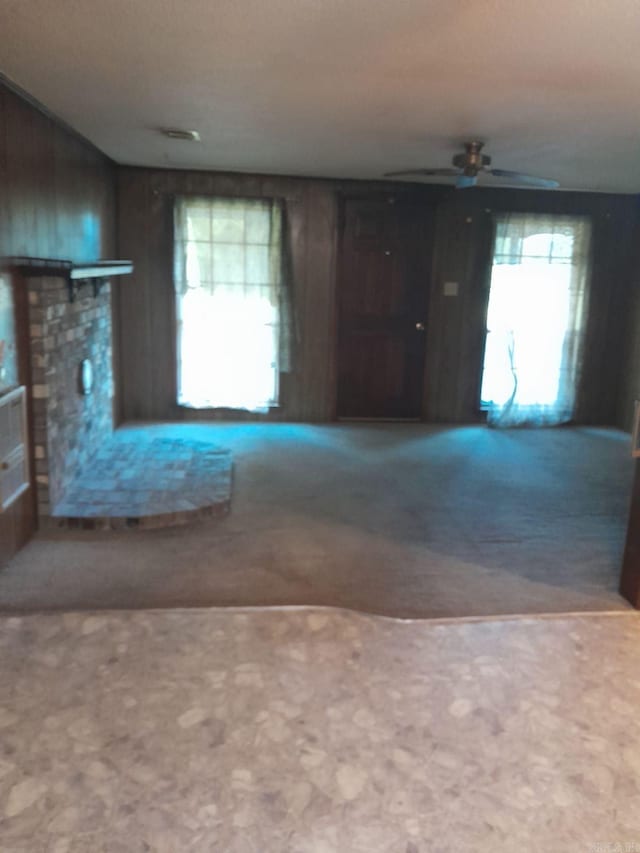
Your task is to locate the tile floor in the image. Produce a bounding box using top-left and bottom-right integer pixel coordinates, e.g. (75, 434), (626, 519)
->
(1, 606), (640, 851)
(51, 431), (232, 530)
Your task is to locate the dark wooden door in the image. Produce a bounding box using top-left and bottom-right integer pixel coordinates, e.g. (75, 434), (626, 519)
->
(336, 196), (433, 419)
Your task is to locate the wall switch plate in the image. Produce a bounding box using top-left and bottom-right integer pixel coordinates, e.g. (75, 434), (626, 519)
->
(443, 281), (459, 297)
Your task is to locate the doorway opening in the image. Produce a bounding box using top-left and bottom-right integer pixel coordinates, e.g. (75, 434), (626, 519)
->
(480, 213), (592, 427)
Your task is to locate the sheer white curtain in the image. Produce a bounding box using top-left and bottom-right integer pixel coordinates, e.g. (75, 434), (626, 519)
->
(174, 196), (284, 412)
(481, 213), (591, 428)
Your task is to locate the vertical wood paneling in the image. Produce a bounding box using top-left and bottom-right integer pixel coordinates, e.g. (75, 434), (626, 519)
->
(0, 87), (7, 247)
(281, 187), (306, 416)
(148, 174), (176, 418)
(620, 459), (640, 607)
(115, 164), (637, 427)
(115, 170), (153, 419)
(0, 79), (115, 561)
(614, 211), (640, 432)
(424, 200), (494, 423)
(301, 183), (337, 420)
(425, 189), (638, 425)
(116, 167), (341, 422)
(0, 75), (637, 429)
(0, 80), (115, 263)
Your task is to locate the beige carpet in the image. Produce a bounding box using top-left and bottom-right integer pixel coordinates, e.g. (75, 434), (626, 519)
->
(0, 423), (633, 617)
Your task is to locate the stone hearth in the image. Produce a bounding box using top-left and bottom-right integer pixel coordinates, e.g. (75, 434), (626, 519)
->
(23, 274), (233, 530)
(51, 431), (232, 530)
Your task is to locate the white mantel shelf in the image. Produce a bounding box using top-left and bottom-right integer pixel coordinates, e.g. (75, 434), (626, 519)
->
(3, 257), (133, 302)
(69, 261), (134, 280)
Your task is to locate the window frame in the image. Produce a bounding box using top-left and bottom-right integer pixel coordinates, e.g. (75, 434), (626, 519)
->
(172, 193), (285, 413)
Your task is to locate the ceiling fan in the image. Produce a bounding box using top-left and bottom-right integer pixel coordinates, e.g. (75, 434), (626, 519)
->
(385, 140), (559, 189)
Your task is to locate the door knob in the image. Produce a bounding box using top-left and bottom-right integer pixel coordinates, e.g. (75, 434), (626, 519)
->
(415, 322), (425, 331)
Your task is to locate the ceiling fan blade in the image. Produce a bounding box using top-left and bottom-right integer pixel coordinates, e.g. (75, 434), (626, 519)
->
(488, 168), (559, 189)
(384, 168), (460, 178)
(455, 174), (477, 189)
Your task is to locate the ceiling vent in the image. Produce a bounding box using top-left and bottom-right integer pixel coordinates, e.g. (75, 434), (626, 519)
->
(161, 128), (201, 142)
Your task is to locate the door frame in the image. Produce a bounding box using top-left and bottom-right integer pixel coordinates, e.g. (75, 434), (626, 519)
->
(333, 188), (440, 421)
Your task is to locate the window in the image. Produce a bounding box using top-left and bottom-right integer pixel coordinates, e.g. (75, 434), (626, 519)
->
(174, 196), (284, 411)
(480, 213), (591, 427)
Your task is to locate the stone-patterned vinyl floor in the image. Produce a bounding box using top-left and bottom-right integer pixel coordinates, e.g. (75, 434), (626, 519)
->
(52, 433), (232, 529)
(1, 608), (640, 852)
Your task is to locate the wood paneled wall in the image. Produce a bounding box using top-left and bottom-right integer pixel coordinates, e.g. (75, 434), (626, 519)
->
(0, 79), (115, 262)
(614, 209), (640, 432)
(116, 167), (376, 422)
(0, 74), (635, 427)
(426, 189), (638, 425)
(0, 78), (115, 562)
(116, 165), (638, 426)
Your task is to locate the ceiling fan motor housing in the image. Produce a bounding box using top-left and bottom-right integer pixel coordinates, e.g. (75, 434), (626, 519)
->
(452, 141), (491, 176)
(383, 140), (558, 188)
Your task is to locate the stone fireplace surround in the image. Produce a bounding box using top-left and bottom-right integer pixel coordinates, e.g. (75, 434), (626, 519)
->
(27, 275), (113, 519)
(23, 273), (231, 529)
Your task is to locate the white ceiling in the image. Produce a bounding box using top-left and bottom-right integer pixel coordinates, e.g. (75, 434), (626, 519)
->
(1, 0), (640, 192)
